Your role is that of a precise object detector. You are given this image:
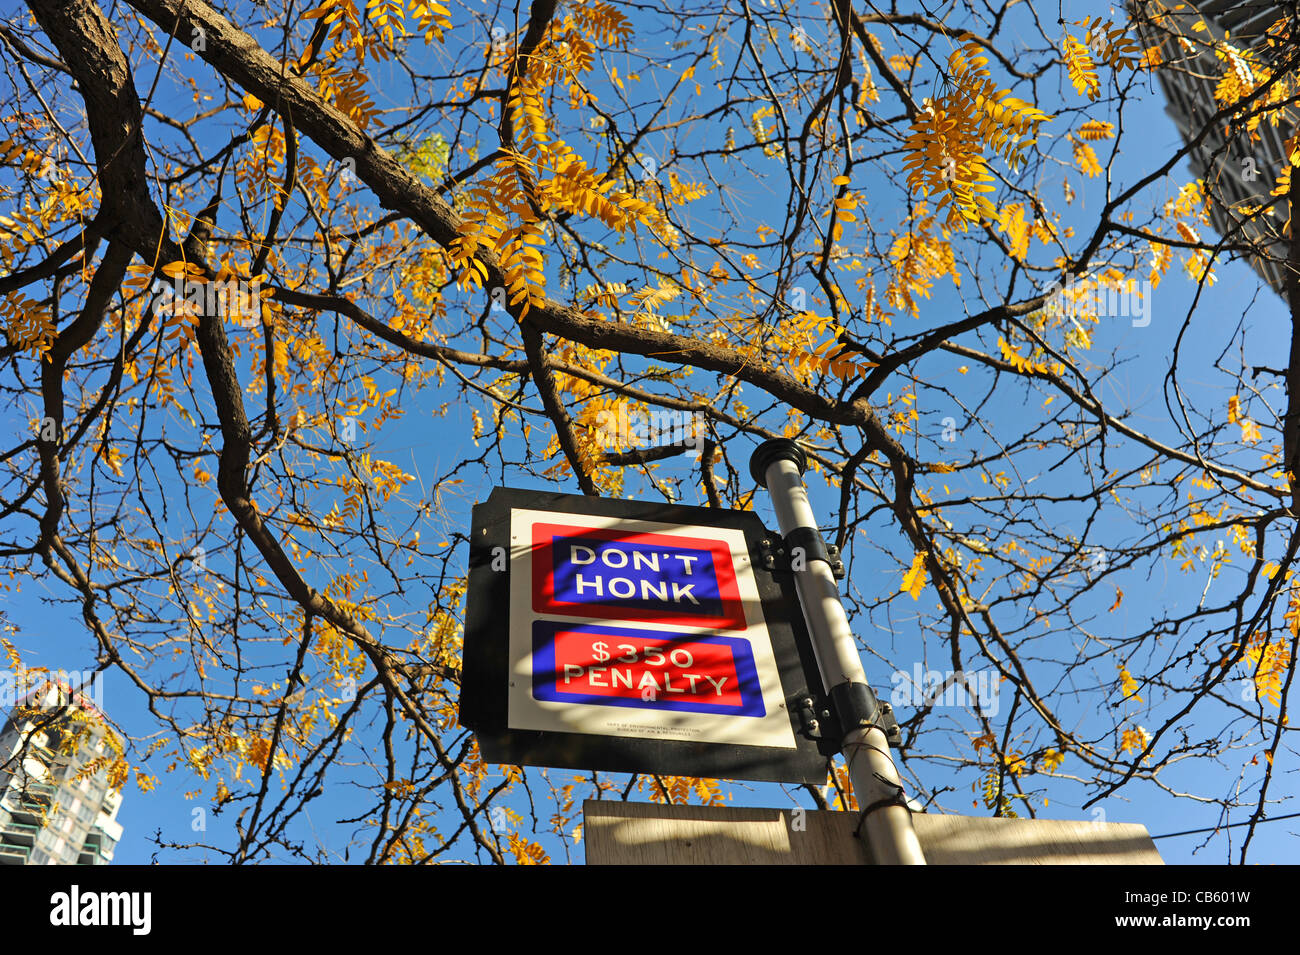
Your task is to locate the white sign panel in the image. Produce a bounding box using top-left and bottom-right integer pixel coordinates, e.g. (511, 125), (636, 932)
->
(507, 508), (797, 749)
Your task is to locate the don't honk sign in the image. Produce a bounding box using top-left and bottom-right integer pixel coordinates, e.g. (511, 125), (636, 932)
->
(460, 488), (831, 784)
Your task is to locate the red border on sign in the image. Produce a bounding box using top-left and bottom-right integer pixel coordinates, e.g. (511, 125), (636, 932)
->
(530, 522), (747, 631)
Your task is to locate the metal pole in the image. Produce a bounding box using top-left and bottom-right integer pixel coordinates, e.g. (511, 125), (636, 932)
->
(751, 439), (926, 865)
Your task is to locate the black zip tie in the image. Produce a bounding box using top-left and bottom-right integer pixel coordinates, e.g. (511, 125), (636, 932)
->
(853, 773), (911, 838)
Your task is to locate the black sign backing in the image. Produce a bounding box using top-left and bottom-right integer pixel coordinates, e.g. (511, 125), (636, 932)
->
(459, 486), (834, 784)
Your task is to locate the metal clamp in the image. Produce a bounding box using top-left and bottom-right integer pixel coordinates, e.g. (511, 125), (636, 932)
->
(782, 526), (846, 579)
(830, 683), (901, 748)
(756, 530), (846, 579)
(795, 696), (822, 739)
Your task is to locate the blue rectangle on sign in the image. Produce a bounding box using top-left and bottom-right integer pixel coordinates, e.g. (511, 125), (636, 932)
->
(551, 536), (724, 618)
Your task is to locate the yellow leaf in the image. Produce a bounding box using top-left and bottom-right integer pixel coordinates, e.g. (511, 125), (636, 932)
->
(1120, 725), (1151, 756)
(1071, 135), (1102, 177)
(901, 552), (927, 600)
(1077, 119), (1115, 140)
(1117, 664), (1142, 702)
(1062, 34), (1100, 100)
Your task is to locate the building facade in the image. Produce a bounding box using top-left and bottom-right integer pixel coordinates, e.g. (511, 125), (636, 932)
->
(1132, 1), (1296, 298)
(0, 680), (123, 865)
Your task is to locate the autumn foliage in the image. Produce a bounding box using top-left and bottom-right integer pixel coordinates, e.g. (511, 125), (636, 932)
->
(0, 0), (1297, 862)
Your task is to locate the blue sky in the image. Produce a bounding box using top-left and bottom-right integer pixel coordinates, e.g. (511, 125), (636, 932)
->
(1, 0), (1295, 864)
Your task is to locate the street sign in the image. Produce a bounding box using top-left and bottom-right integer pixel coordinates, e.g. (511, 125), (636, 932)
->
(582, 801), (1164, 865)
(459, 487), (832, 783)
